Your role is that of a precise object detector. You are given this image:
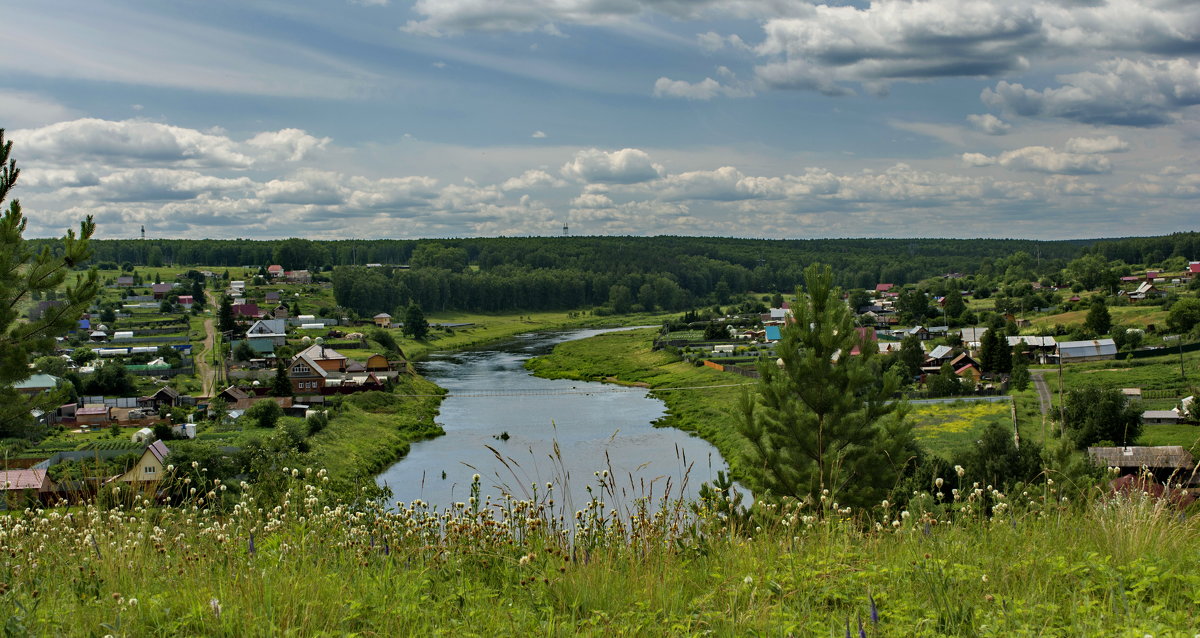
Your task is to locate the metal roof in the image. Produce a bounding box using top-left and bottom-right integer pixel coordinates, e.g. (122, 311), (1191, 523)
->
(1058, 338), (1117, 358)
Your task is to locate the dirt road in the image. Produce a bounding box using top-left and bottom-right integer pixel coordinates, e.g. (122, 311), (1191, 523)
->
(1031, 369), (1052, 417)
(196, 318), (218, 397)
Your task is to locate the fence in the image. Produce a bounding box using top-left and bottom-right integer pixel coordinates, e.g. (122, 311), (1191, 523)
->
(81, 396), (139, 408)
(1129, 341), (1200, 359)
(125, 364), (194, 377)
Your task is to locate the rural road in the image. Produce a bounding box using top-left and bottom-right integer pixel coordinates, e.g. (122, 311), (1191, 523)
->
(196, 318), (218, 397)
(1031, 370), (1052, 417)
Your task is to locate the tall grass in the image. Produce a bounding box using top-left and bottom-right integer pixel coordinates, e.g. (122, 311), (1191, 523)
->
(2, 463), (1198, 635)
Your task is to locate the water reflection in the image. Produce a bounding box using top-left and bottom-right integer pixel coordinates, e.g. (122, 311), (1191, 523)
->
(375, 328), (732, 510)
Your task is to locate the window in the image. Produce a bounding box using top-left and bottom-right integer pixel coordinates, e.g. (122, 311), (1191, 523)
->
(145, 466), (156, 474)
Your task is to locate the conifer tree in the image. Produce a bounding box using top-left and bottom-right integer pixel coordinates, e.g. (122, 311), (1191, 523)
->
(737, 263), (916, 507)
(0, 129), (100, 437)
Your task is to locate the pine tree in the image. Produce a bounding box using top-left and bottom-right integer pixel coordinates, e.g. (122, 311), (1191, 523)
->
(217, 295), (235, 333)
(1085, 297), (1112, 335)
(271, 361), (293, 397)
(0, 129), (100, 438)
(736, 263), (916, 507)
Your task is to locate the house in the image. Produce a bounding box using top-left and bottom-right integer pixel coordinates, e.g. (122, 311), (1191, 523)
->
(114, 440), (170, 484)
(1, 469), (52, 508)
(1088, 446), (1196, 484)
(1129, 281), (1165, 300)
(365, 353), (399, 372)
(215, 386), (251, 405)
(904, 325), (930, 340)
(76, 405), (111, 426)
(288, 344), (398, 394)
(264, 291), (281, 303)
(151, 283), (173, 299)
(1143, 410), (1183, 425)
(231, 303), (261, 318)
(29, 300), (64, 321)
(138, 386), (181, 411)
(246, 319), (288, 346)
(273, 304), (290, 320)
(229, 280), (246, 295)
(1007, 335), (1057, 363)
(116, 276), (135, 287)
(373, 313), (392, 328)
(764, 325), (782, 341)
(14, 374), (61, 397)
(925, 345), (955, 367)
(949, 352), (982, 377)
(285, 270), (312, 284)
(1057, 338), (1117, 362)
(875, 283), (895, 294)
(267, 264), (284, 278)
(958, 327), (989, 350)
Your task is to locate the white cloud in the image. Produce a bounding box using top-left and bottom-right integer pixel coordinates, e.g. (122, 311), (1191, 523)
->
(345, 176), (441, 209)
(12, 118), (255, 168)
(1064, 135), (1129, 154)
(653, 76), (752, 100)
(259, 170), (349, 205)
(982, 58), (1200, 126)
(752, 1), (1042, 92)
(73, 169), (254, 202)
(561, 148), (664, 184)
(502, 169), (565, 191)
(403, 0), (784, 36)
(962, 146), (1111, 174)
(571, 193), (614, 208)
(246, 129), (331, 162)
(531, 130), (547, 138)
(966, 113), (1011, 135)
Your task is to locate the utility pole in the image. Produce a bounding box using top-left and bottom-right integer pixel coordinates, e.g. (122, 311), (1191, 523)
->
(1057, 351), (1066, 434)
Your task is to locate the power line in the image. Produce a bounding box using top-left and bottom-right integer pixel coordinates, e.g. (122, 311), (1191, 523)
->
(389, 382), (755, 398)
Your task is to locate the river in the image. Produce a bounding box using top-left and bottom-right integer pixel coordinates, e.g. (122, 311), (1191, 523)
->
(375, 327), (732, 511)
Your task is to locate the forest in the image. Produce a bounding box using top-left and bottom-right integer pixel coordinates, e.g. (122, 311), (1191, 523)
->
(31, 232), (1200, 315)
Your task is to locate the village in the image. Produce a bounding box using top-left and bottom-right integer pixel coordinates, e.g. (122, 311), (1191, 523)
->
(4, 256), (1200, 509)
(2, 263), (411, 507)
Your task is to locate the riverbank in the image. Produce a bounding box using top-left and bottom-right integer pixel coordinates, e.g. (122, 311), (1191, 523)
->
(523, 327), (755, 485)
(312, 315), (674, 486)
(307, 373), (446, 486)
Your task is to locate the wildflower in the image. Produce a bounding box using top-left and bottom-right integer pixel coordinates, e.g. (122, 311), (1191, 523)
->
(743, 575), (753, 585)
(935, 477), (944, 489)
(869, 594), (878, 624)
(954, 465), (965, 477)
(210, 597), (222, 619)
(900, 510), (910, 520)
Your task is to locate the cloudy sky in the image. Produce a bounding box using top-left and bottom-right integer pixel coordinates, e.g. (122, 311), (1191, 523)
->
(4, 0), (1200, 241)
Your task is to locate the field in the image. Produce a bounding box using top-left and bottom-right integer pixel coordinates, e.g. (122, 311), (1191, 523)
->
(2, 472), (1198, 635)
(909, 401), (1012, 457)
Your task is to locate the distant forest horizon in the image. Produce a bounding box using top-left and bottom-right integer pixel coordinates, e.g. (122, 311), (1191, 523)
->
(30, 232), (1200, 315)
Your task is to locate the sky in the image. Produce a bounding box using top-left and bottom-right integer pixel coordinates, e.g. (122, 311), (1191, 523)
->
(4, 0), (1200, 241)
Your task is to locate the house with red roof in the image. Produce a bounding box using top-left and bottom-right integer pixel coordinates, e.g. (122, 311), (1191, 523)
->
(267, 264), (284, 278)
(875, 283), (895, 294)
